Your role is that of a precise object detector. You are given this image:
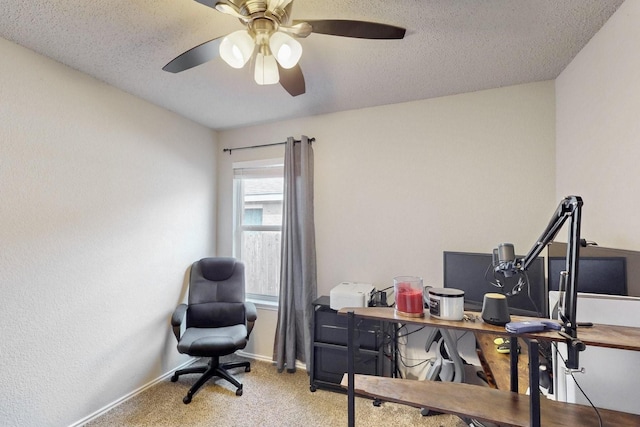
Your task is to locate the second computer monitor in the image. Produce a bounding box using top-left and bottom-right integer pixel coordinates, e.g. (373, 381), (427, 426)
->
(443, 251), (547, 318)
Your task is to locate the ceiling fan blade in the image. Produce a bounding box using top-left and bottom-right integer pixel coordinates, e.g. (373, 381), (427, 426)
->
(278, 63), (305, 97)
(280, 22), (313, 38)
(193, 0), (217, 9)
(293, 19), (406, 39)
(163, 37), (223, 73)
(213, 1), (250, 21)
(194, 0), (251, 22)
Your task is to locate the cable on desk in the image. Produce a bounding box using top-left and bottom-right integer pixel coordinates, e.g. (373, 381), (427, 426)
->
(394, 324), (435, 375)
(396, 324), (426, 339)
(379, 325), (397, 374)
(398, 355), (435, 371)
(376, 324), (400, 377)
(484, 264), (543, 317)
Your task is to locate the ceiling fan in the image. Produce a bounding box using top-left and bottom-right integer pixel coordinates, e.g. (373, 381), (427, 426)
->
(162, 0), (406, 96)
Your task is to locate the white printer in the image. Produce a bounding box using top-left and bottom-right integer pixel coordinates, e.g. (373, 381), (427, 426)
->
(329, 282), (375, 310)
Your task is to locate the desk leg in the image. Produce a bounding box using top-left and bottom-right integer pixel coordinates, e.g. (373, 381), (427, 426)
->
(529, 340), (540, 427)
(392, 323), (399, 378)
(347, 311), (355, 427)
(510, 337), (518, 392)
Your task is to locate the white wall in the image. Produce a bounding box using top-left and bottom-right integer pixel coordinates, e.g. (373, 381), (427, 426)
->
(0, 38), (218, 427)
(556, 0), (640, 250)
(218, 81), (557, 360)
(554, 0), (640, 413)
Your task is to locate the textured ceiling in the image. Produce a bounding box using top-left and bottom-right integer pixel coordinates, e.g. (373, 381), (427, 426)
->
(0, 0), (624, 130)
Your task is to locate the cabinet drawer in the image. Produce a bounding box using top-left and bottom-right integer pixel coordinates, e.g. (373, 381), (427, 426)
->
(313, 345), (379, 385)
(315, 309), (381, 349)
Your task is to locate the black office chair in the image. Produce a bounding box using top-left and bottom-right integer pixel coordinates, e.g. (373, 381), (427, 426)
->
(170, 257), (257, 404)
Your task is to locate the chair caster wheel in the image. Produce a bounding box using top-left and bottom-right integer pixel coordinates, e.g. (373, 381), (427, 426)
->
(245, 366), (251, 372)
(236, 388), (243, 396)
(373, 399), (381, 407)
(183, 395), (192, 404)
(310, 385), (317, 392)
(170, 374), (178, 382)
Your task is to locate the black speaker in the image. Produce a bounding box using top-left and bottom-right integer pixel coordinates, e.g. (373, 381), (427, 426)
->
(481, 293), (511, 326)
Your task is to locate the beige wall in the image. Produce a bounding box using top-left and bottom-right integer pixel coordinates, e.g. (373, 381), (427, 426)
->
(556, 0), (640, 251)
(218, 81), (557, 359)
(553, 4), (640, 411)
(0, 38), (218, 427)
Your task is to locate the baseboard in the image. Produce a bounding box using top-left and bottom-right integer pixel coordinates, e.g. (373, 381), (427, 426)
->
(68, 357), (198, 427)
(237, 350), (307, 371)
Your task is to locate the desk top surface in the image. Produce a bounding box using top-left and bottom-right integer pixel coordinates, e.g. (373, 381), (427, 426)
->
(338, 306), (640, 351)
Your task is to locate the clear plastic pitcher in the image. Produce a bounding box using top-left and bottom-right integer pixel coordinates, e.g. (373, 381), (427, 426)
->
(394, 276), (424, 317)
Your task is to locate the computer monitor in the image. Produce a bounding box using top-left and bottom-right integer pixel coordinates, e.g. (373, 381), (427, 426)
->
(548, 256), (627, 296)
(443, 251), (547, 317)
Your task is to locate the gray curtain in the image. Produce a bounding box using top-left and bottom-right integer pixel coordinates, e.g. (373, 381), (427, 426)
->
(273, 135), (317, 372)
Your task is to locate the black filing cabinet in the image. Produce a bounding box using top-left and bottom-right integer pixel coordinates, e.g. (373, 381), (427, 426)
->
(310, 296), (390, 392)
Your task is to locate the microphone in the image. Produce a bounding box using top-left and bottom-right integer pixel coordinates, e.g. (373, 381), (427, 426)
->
(498, 243), (515, 264)
(494, 243), (517, 277)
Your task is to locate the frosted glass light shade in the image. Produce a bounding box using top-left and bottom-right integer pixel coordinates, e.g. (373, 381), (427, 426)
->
(254, 53), (279, 85)
(269, 32), (302, 69)
(219, 30), (255, 69)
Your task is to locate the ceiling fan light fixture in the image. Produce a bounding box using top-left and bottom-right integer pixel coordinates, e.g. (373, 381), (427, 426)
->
(254, 52), (280, 85)
(269, 31), (302, 69)
(165, 0), (407, 98)
(219, 30), (255, 69)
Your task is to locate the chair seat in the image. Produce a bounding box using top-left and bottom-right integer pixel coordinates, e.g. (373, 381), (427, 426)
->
(178, 325), (248, 357)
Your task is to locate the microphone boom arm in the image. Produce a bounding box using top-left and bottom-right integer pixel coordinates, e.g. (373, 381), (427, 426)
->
(513, 195), (584, 369)
(519, 196), (581, 270)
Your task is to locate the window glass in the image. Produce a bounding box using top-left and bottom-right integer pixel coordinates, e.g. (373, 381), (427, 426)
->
(233, 161), (283, 301)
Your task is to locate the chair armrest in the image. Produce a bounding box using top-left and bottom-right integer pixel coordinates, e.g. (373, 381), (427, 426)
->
(171, 304), (187, 340)
(244, 301), (258, 337)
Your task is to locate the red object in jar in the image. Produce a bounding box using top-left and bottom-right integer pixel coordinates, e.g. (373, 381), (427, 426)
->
(396, 283), (423, 314)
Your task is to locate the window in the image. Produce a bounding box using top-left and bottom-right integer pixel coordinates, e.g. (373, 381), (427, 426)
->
(233, 159), (284, 302)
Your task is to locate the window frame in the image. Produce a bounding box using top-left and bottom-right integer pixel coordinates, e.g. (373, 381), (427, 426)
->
(232, 158), (284, 304)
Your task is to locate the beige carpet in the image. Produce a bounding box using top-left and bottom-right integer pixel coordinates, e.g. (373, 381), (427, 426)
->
(86, 356), (469, 427)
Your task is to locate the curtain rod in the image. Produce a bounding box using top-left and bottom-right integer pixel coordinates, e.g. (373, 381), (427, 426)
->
(222, 137), (315, 155)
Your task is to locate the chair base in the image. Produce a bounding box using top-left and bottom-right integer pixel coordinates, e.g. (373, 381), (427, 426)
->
(171, 356), (251, 404)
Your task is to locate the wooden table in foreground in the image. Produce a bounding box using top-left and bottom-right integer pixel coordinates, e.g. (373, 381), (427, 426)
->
(338, 307), (640, 427)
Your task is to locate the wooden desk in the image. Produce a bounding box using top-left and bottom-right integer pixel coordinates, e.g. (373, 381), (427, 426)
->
(339, 307), (640, 427)
(475, 333), (529, 394)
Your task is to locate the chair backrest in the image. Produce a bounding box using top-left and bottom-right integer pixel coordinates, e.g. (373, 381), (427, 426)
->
(187, 257), (246, 329)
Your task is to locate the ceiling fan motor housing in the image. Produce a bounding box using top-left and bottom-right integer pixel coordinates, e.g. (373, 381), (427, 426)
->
(234, 0), (291, 25)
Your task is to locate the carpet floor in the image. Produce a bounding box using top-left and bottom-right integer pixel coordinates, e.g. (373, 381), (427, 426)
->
(85, 356), (469, 427)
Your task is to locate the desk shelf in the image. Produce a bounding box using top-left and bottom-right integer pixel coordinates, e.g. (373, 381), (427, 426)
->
(339, 307), (640, 427)
(341, 374), (640, 427)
